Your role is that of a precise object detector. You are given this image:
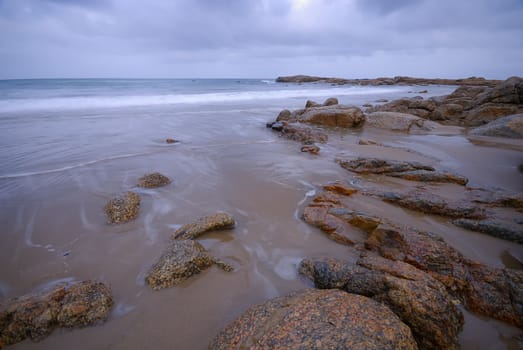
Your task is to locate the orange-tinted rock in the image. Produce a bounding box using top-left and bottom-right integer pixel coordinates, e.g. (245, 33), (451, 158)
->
(137, 172), (171, 188)
(209, 289), (418, 350)
(322, 181), (358, 196)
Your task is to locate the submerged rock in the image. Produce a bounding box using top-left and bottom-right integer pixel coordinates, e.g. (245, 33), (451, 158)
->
(337, 157), (434, 174)
(387, 169), (469, 185)
(209, 288), (418, 350)
(104, 191), (140, 224)
(469, 114), (523, 138)
(300, 144), (320, 154)
(172, 212), (235, 240)
(137, 172), (172, 188)
(381, 191), (485, 219)
(0, 281), (113, 348)
(452, 218), (523, 243)
(299, 255), (464, 350)
(145, 240), (232, 290)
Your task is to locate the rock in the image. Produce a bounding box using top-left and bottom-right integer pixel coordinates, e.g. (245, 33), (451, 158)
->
(387, 170), (468, 185)
(463, 104), (521, 126)
(358, 139), (383, 146)
(299, 105), (365, 128)
(381, 191), (486, 219)
(0, 281), (113, 348)
(209, 288), (418, 350)
(270, 121), (284, 131)
(165, 138), (178, 144)
(418, 90), (428, 93)
(365, 112), (440, 132)
(323, 97), (339, 106)
(275, 109), (292, 122)
(375, 98), (389, 103)
(362, 103), (373, 107)
(305, 100), (321, 108)
(473, 76), (523, 105)
(430, 103), (464, 121)
(145, 240), (232, 290)
(104, 191), (140, 224)
(172, 212), (235, 240)
(469, 114), (523, 138)
(279, 123), (329, 144)
(299, 255), (464, 350)
(322, 181), (358, 196)
(337, 157), (434, 174)
(452, 218), (523, 243)
(137, 172), (171, 188)
(364, 223), (523, 328)
(300, 144), (320, 154)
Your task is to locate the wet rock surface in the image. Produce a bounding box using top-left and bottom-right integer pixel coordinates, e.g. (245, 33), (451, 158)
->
(209, 288), (418, 350)
(104, 191), (141, 224)
(269, 122), (328, 144)
(145, 240), (233, 290)
(337, 157), (434, 174)
(387, 169), (469, 185)
(299, 254), (464, 350)
(452, 218), (523, 243)
(365, 111), (441, 132)
(469, 113), (523, 138)
(137, 172), (171, 188)
(172, 212), (235, 240)
(0, 281), (113, 348)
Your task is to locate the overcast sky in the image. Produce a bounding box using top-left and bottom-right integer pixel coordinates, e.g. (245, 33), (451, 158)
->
(0, 0), (522, 79)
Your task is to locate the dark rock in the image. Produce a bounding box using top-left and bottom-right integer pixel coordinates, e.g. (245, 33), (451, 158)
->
(104, 191), (140, 224)
(280, 123), (328, 144)
(165, 138), (178, 144)
(137, 172), (171, 188)
(265, 122), (274, 128)
(323, 97), (339, 106)
(209, 288), (418, 350)
(418, 90), (428, 93)
(375, 98), (389, 103)
(0, 281), (113, 348)
(381, 190), (486, 219)
(387, 170), (468, 185)
(469, 114), (523, 138)
(300, 144), (320, 155)
(299, 255), (463, 350)
(270, 121), (284, 131)
(145, 240), (232, 290)
(358, 139), (384, 146)
(305, 100), (321, 108)
(452, 218), (523, 243)
(337, 157), (434, 174)
(172, 212), (235, 240)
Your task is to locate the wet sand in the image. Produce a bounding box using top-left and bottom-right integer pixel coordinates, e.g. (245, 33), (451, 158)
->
(1, 92), (522, 349)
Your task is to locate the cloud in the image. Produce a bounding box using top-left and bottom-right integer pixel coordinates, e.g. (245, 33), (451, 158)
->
(0, 0), (522, 78)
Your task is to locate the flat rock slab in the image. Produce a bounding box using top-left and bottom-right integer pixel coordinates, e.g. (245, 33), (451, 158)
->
(146, 240), (232, 290)
(453, 218), (523, 243)
(0, 281), (113, 348)
(299, 255), (463, 350)
(172, 212), (235, 240)
(209, 288), (418, 350)
(337, 157), (434, 174)
(104, 191), (140, 224)
(387, 170), (469, 185)
(137, 172), (171, 188)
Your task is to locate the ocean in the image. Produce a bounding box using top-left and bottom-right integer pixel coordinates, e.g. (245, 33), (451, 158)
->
(0, 79), (521, 349)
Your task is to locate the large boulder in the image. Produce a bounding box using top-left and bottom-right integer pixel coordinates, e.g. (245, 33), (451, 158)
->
(0, 281), (113, 348)
(172, 212), (235, 240)
(145, 240), (232, 290)
(209, 288), (418, 350)
(299, 254), (464, 350)
(364, 112), (440, 132)
(299, 105), (365, 128)
(469, 114), (523, 138)
(104, 191), (140, 224)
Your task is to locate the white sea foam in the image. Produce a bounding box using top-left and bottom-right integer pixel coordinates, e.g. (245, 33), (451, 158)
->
(0, 86), (401, 112)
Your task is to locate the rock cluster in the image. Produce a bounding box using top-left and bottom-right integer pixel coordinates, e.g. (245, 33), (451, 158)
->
(209, 288), (418, 350)
(367, 76), (523, 127)
(0, 281), (113, 348)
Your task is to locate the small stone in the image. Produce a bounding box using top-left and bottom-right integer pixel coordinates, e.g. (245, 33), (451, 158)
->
(166, 138), (178, 144)
(137, 172), (171, 188)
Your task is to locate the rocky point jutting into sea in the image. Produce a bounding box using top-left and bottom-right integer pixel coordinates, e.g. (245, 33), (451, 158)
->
(0, 77), (522, 349)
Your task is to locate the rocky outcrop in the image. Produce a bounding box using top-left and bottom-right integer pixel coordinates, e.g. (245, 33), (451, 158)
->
(299, 254), (464, 350)
(172, 212), (235, 240)
(365, 111), (440, 132)
(0, 281), (113, 348)
(104, 191), (140, 224)
(469, 114), (523, 138)
(452, 218), (523, 243)
(368, 77), (523, 127)
(145, 240), (232, 290)
(381, 191), (485, 219)
(275, 75), (500, 87)
(209, 288), (418, 350)
(137, 172), (171, 188)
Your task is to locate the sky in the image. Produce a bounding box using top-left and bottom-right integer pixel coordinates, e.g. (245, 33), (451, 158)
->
(0, 0), (522, 79)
